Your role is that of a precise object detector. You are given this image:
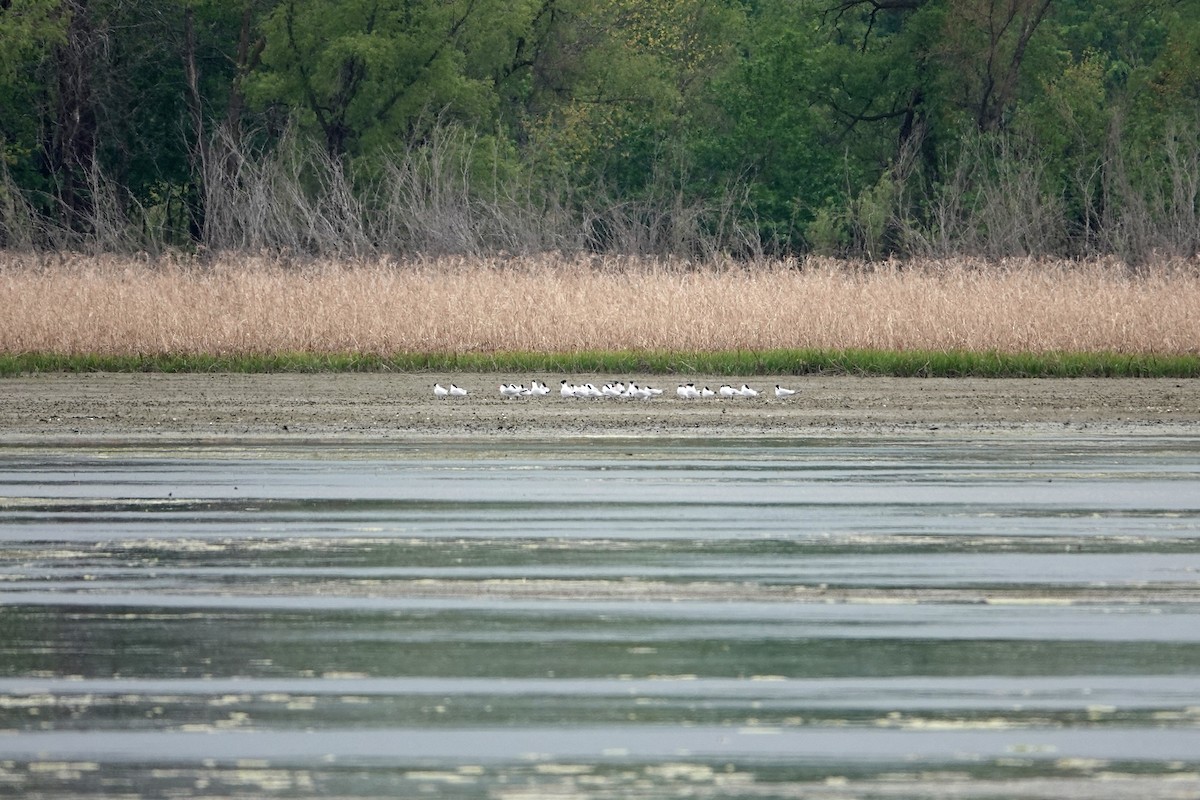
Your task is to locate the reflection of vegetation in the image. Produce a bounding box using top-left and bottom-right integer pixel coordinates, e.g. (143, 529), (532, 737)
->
(8, 756), (1190, 799)
(3, 686), (1187, 732)
(3, 0), (1200, 259)
(7, 606), (1200, 681)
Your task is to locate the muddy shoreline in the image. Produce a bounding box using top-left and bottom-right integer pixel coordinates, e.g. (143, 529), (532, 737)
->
(1, 373), (1197, 443)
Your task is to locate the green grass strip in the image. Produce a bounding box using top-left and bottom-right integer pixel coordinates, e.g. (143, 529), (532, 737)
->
(2, 350), (1198, 378)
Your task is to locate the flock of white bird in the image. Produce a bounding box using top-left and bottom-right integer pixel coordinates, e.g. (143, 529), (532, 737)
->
(433, 380), (797, 400)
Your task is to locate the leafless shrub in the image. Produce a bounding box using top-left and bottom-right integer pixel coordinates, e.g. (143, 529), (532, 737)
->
(579, 174), (761, 260)
(369, 125), (575, 256)
(79, 159), (138, 254)
(199, 126), (372, 257)
(1102, 115), (1200, 267)
(0, 161), (44, 251)
(4, 116), (1196, 264)
(3, 154), (179, 255)
(193, 121), (760, 259)
(895, 132), (1065, 259)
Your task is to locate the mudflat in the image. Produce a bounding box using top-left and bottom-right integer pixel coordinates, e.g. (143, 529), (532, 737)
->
(1, 372), (1197, 442)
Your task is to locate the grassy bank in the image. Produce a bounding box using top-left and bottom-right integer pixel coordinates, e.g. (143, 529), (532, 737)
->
(3, 349), (1198, 378)
(2, 253), (1198, 377)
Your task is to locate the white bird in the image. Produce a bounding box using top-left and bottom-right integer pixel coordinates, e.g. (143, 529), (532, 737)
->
(433, 383), (450, 398)
(449, 384), (468, 396)
(700, 386), (715, 398)
(602, 383), (622, 398)
(718, 385), (737, 398)
(500, 383), (524, 398)
(629, 384), (652, 400)
(530, 380), (550, 396)
(584, 383), (603, 398)
(774, 384), (796, 398)
(560, 379), (576, 398)
(739, 384), (759, 398)
(648, 386), (663, 396)
(676, 384), (693, 399)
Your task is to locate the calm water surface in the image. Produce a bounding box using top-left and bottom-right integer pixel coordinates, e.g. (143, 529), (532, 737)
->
(2, 434), (1200, 798)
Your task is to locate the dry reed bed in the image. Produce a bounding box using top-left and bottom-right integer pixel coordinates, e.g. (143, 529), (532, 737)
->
(2, 253), (1198, 355)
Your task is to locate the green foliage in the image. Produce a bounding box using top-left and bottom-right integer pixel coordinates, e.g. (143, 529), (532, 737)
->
(704, 4), (836, 250)
(248, 0), (519, 156)
(0, 0), (1199, 258)
(806, 206), (848, 257)
(0, 0), (61, 85)
(0, 0), (62, 189)
(5, 350), (1199, 378)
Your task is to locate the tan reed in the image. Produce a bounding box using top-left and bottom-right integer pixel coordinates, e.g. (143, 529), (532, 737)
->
(2, 252), (1197, 356)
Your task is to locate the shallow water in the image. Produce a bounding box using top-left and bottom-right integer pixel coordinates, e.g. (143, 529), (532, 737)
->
(2, 434), (1200, 798)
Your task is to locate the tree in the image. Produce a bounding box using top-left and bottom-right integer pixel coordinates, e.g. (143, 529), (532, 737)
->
(940, 0), (1054, 131)
(247, 0), (542, 157)
(0, 0), (63, 155)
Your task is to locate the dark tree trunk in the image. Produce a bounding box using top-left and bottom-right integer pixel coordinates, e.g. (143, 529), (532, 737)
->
(52, 0), (98, 231)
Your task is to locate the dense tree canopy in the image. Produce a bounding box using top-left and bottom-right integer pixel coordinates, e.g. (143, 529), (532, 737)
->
(1, 0), (1198, 260)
